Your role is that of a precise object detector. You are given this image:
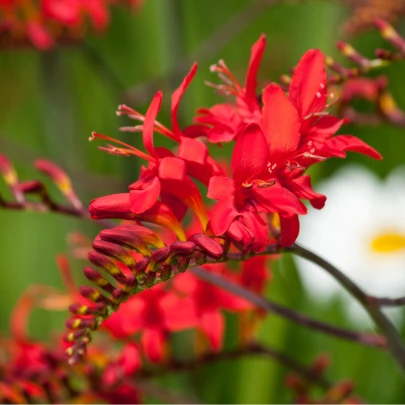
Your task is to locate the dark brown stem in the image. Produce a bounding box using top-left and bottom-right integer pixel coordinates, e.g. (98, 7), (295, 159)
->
(0, 194), (115, 229)
(135, 342), (330, 390)
(189, 267), (386, 350)
(288, 243), (405, 376)
(370, 296), (405, 307)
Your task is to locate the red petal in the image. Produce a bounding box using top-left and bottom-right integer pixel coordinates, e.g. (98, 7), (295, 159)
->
(244, 34), (266, 108)
(200, 311), (224, 351)
(129, 176), (161, 214)
(280, 214), (300, 247)
(120, 343), (141, 375)
(252, 185), (307, 215)
(306, 116), (348, 140)
(178, 138), (213, 184)
(143, 91), (163, 158)
(158, 157), (186, 181)
(261, 84), (300, 159)
(241, 210), (269, 252)
(322, 135), (382, 160)
(196, 104), (242, 143)
(208, 176), (236, 200)
(172, 63), (198, 138)
(161, 175), (209, 229)
(26, 21), (53, 50)
(141, 328), (165, 363)
(89, 193), (131, 219)
(160, 192), (188, 221)
(240, 256), (269, 294)
(138, 202), (187, 241)
(289, 49), (327, 118)
(163, 296), (199, 331)
(227, 221), (254, 247)
(231, 123), (268, 183)
(287, 175), (326, 209)
(209, 198), (240, 235)
(182, 123), (209, 139)
(178, 137), (208, 166)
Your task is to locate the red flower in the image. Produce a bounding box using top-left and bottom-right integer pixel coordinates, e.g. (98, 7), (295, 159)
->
(0, 0), (141, 50)
(188, 34), (266, 142)
(102, 283), (198, 362)
(208, 47), (381, 249)
(90, 66), (227, 231)
(239, 255), (271, 295)
(173, 263), (251, 350)
(286, 49), (382, 162)
(208, 122), (307, 251)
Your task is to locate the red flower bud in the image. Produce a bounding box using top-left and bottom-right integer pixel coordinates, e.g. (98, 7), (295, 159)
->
(188, 233), (223, 259)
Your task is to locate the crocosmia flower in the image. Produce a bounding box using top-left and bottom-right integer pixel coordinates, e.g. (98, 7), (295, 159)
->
(61, 34), (383, 365)
(207, 46), (381, 250)
(0, 0), (142, 50)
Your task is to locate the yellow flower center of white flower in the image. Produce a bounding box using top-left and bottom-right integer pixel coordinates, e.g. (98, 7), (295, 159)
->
(370, 231), (405, 253)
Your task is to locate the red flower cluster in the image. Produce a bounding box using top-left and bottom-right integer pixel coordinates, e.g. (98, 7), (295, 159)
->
(102, 260), (260, 362)
(0, 284), (142, 404)
(0, 0), (142, 50)
(90, 34), (381, 253)
(62, 34), (381, 364)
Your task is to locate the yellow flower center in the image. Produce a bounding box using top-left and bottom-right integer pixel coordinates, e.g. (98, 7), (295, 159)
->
(370, 231), (405, 253)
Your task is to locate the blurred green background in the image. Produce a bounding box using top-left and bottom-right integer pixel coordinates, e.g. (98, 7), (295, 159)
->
(1, 0), (405, 403)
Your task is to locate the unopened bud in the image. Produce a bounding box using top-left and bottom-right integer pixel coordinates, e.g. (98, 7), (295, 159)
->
(79, 286), (108, 303)
(375, 19), (405, 53)
(64, 329), (91, 343)
(92, 240), (135, 266)
(227, 221), (254, 247)
(66, 317), (96, 330)
(170, 241), (195, 255)
(337, 41), (370, 67)
(151, 246), (171, 264)
(188, 233), (223, 259)
(99, 227), (151, 257)
(34, 159), (83, 210)
(83, 266), (117, 295)
(68, 302), (106, 316)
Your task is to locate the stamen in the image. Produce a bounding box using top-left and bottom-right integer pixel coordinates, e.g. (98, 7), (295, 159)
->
(119, 125), (143, 132)
(302, 152), (326, 161)
(242, 182), (253, 189)
(325, 94), (340, 110)
(205, 81), (239, 97)
(217, 72), (236, 88)
(89, 132), (156, 163)
(304, 111), (330, 120)
(98, 145), (133, 157)
(286, 161), (306, 171)
(257, 180), (276, 188)
(207, 59), (244, 95)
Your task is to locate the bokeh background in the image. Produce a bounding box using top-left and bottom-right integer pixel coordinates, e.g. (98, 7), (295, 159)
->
(1, 0), (405, 403)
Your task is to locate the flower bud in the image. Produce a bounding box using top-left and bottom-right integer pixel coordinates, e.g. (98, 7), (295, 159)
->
(188, 233), (223, 259)
(92, 240), (136, 267)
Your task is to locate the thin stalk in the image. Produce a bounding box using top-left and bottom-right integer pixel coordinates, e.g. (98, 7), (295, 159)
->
(289, 243), (405, 375)
(135, 342), (331, 390)
(189, 267), (386, 350)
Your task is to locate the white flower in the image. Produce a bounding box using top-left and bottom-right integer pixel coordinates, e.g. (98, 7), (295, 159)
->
(295, 165), (405, 326)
